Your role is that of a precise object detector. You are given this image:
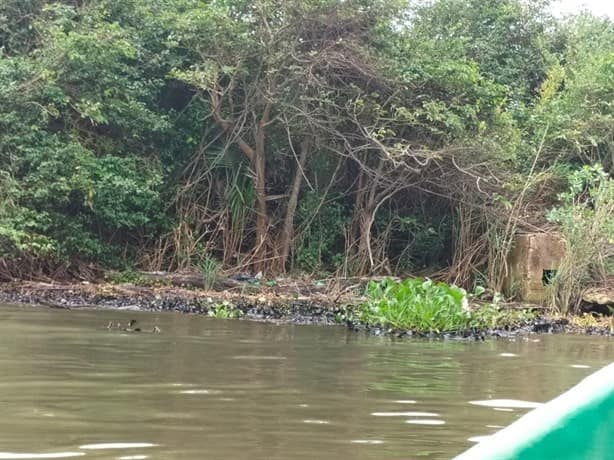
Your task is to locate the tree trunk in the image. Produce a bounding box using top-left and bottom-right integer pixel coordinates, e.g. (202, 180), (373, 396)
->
(357, 209), (373, 265)
(350, 156), (386, 274)
(350, 171), (371, 274)
(278, 138), (310, 272)
(254, 119), (268, 271)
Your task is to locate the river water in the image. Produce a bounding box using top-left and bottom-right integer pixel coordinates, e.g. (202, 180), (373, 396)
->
(0, 304), (611, 460)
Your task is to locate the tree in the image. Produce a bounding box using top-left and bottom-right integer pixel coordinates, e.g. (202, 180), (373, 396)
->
(533, 14), (614, 170)
(166, 0), (407, 272)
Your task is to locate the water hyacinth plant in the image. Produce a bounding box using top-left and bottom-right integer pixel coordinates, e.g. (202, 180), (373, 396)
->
(359, 278), (470, 332)
(358, 278), (533, 333)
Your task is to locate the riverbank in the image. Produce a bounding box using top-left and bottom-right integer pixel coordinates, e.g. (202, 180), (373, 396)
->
(0, 281), (611, 338)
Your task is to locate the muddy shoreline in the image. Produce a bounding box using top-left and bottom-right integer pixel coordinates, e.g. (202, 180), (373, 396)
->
(0, 282), (611, 338)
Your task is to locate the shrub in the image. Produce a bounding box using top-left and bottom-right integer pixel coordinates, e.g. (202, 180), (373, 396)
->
(547, 164), (614, 313)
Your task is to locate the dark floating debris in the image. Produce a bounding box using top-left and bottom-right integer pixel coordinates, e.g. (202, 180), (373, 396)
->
(125, 319), (141, 332)
(106, 319), (160, 333)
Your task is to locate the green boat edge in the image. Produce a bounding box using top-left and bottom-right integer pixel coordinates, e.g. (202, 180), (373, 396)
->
(453, 362), (614, 460)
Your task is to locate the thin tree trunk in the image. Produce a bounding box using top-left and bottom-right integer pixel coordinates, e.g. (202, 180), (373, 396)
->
(351, 156), (383, 274)
(350, 177), (371, 274)
(279, 138), (310, 271)
(253, 100), (273, 272)
(254, 127), (268, 270)
(357, 208), (373, 272)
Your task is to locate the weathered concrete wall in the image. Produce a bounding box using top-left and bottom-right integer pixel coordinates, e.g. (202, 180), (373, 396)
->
(504, 233), (566, 303)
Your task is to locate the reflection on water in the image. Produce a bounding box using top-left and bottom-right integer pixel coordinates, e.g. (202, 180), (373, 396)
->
(0, 304), (611, 459)
(78, 443), (157, 450)
(468, 399), (542, 409)
(0, 454), (84, 459)
(405, 419), (446, 425)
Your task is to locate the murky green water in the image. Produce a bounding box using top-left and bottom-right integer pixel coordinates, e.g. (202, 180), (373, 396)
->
(0, 304), (611, 460)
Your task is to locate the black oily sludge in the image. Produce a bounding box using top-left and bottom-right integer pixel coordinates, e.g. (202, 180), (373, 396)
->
(0, 284), (346, 326)
(0, 284), (611, 338)
(347, 316), (612, 339)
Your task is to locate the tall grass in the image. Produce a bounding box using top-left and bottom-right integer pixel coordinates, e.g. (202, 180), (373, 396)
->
(199, 255), (221, 290)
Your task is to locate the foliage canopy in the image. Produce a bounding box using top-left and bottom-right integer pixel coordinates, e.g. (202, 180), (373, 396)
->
(0, 0), (612, 304)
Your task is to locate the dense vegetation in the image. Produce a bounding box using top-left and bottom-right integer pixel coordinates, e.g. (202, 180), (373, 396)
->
(0, 0), (612, 309)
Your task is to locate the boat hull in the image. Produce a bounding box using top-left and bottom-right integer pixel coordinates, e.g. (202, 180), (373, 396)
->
(454, 363), (614, 460)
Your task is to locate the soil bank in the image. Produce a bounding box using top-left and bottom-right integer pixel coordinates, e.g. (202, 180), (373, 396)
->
(0, 281), (611, 338)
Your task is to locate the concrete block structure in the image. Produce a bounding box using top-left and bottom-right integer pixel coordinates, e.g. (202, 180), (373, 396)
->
(504, 232), (566, 303)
